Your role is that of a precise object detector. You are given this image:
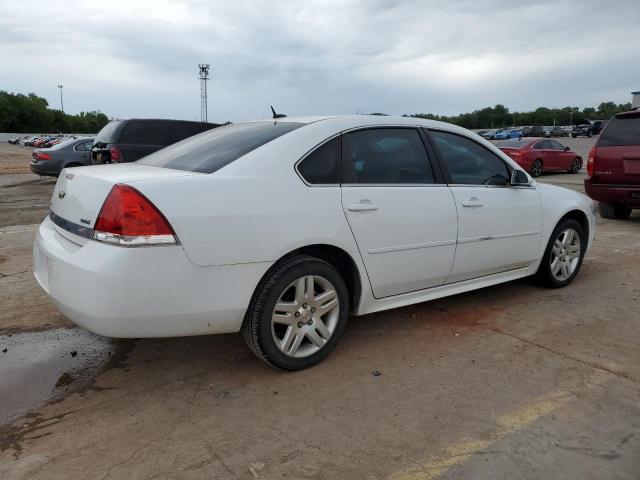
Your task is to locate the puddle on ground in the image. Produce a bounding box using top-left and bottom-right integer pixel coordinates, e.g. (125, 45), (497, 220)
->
(0, 327), (130, 426)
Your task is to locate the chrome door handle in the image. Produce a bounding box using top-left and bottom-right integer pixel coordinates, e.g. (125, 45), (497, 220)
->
(348, 201), (378, 212)
(462, 198), (483, 208)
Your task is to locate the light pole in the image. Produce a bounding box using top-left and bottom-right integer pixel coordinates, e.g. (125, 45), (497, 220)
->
(57, 84), (64, 113)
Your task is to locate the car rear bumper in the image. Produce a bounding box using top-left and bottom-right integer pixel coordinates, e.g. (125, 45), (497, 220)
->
(584, 180), (640, 207)
(33, 216), (272, 338)
(30, 160), (59, 176)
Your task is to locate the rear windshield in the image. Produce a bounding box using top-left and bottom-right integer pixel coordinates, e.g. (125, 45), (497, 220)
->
(138, 121), (304, 173)
(94, 121), (122, 144)
(598, 115), (640, 147)
(499, 139), (530, 149)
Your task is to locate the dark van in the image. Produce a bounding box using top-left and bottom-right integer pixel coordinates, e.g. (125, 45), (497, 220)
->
(91, 119), (220, 165)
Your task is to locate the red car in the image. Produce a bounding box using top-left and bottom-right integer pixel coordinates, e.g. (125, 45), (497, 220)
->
(498, 138), (582, 177)
(584, 110), (640, 219)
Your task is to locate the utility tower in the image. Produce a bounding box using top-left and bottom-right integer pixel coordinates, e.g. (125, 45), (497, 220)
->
(198, 64), (211, 122)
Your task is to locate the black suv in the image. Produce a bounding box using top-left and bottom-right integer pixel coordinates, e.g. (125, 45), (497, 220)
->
(91, 119), (220, 164)
(523, 126), (545, 137)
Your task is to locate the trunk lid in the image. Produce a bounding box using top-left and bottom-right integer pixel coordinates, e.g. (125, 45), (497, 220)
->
(50, 164), (199, 244)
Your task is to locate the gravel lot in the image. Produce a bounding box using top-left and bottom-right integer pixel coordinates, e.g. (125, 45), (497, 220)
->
(1, 139), (639, 479)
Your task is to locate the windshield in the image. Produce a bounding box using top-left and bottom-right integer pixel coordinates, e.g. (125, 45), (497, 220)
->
(499, 139), (530, 149)
(138, 121), (304, 173)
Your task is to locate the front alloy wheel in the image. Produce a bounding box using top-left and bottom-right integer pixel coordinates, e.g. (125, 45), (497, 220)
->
(550, 229), (581, 281)
(242, 254), (349, 370)
(536, 218), (586, 288)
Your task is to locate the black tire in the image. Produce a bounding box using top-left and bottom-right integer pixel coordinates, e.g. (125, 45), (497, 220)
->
(535, 218), (586, 288)
(242, 254), (349, 370)
(530, 159), (543, 177)
(568, 157), (581, 174)
(598, 202), (632, 220)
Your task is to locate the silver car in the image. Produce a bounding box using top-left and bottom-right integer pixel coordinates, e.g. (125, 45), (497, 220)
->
(30, 137), (95, 177)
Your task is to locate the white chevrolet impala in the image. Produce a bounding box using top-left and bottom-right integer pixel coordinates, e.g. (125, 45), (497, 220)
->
(34, 116), (596, 370)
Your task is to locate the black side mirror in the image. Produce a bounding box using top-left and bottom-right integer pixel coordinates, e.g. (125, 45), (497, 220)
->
(510, 169), (530, 186)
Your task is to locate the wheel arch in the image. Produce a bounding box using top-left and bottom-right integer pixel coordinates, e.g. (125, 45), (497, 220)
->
(558, 209), (590, 240)
(252, 244), (363, 314)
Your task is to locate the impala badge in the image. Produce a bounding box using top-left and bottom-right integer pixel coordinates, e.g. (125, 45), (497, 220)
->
(58, 190), (66, 199)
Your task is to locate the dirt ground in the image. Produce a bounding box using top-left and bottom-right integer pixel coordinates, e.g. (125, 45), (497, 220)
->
(0, 139), (639, 479)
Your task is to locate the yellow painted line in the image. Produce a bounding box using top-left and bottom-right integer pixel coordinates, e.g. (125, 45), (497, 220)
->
(390, 372), (608, 480)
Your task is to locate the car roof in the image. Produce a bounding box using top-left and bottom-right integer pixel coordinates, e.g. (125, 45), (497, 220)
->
(257, 114), (474, 136)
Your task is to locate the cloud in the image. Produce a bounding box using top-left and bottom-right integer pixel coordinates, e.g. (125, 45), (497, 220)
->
(0, 0), (638, 121)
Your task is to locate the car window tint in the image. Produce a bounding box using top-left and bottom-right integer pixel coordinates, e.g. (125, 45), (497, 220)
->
(164, 121), (215, 145)
(549, 140), (564, 150)
(138, 121), (304, 174)
(120, 120), (166, 145)
(533, 140), (549, 150)
(94, 121), (122, 144)
(298, 136), (340, 184)
(342, 128), (434, 184)
(75, 140), (92, 151)
(430, 130), (510, 185)
(598, 115), (640, 147)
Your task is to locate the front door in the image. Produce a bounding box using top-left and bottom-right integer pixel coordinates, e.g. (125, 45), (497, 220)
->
(341, 127), (458, 298)
(428, 129), (543, 283)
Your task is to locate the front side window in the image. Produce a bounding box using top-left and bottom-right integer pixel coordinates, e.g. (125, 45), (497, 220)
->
(533, 140), (550, 150)
(297, 136), (340, 184)
(342, 128), (434, 184)
(549, 140), (564, 150)
(429, 130), (510, 185)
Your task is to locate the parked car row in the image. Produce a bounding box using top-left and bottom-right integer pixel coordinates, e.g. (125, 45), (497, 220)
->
(477, 121), (608, 141)
(8, 134), (73, 147)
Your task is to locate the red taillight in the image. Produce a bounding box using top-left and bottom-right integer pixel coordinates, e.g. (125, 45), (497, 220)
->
(93, 184), (176, 246)
(586, 147), (596, 177)
(33, 152), (51, 161)
(110, 147), (122, 163)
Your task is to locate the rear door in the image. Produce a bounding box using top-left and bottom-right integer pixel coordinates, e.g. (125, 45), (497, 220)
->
(531, 140), (552, 169)
(427, 129), (542, 283)
(340, 127), (457, 298)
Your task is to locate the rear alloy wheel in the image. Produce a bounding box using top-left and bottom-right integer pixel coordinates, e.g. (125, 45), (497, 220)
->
(598, 202), (632, 220)
(531, 159), (543, 177)
(569, 157), (581, 174)
(242, 255), (348, 370)
(536, 219), (586, 288)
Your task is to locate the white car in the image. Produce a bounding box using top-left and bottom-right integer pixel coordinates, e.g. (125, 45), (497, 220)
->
(33, 115), (596, 370)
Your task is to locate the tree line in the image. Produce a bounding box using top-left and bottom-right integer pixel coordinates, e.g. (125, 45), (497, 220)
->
(0, 91), (110, 133)
(403, 102), (632, 129)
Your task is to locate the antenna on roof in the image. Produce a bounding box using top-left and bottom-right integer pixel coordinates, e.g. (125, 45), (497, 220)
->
(270, 106), (287, 119)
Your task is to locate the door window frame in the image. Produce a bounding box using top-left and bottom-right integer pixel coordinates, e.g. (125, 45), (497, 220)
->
(339, 126), (446, 186)
(423, 128), (522, 188)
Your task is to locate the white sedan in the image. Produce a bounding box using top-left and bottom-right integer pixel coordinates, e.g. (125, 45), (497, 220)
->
(34, 115), (596, 370)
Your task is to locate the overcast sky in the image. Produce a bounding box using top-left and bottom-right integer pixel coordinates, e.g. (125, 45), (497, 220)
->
(1, 0), (639, 122)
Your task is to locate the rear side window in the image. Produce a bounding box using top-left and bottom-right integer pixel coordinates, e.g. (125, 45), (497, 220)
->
(297, 136), (341, 184)
(598, 115), (640, 147)
(430, 130), (510, 185)
(164, 121), (216, 145)
(94, 121), (122, 144)
(138, 122), (304, 173)
(342, 128), (435, 184)
(533, 140), (551, 149)
(120, 120), (166, 145)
